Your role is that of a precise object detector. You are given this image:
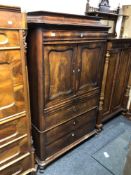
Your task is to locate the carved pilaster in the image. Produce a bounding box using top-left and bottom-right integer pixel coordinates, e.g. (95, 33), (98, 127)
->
(96, 51), (110, 130)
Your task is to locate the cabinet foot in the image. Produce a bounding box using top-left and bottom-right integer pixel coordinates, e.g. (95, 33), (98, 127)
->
(96, 124), (103, 132)
(38, 165), (45, 174)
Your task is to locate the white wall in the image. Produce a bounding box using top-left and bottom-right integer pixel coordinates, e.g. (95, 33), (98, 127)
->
(0, 0), (130, 14)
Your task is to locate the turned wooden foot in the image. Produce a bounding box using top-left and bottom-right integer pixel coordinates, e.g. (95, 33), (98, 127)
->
(96, 123), (103, 132)
(38, 165), (45, 174)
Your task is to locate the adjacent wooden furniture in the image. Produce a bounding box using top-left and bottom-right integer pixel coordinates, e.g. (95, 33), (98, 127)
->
(123, 72), (131, 119)
(86, 2), (131, 126)
(27, 11), (108, 168)
(0, 5), (35, 174)
(97, 38), (131, 125)
(86, 11), (118, 37)
(85, 0), (120, 38)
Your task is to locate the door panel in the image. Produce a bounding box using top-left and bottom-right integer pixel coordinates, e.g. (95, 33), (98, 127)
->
(44, 44), (76, 107)
(111, 49), (131, 111)
(77, 42), (105, 94)
(0, 50), (25, 121)
(102, 50), (119, 116)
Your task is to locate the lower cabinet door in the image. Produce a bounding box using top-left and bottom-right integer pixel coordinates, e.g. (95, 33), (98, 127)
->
(102, 49), (120, 119)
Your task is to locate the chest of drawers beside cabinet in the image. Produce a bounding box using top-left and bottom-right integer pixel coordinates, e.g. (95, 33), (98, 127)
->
(27, 11), (108, 167)
(0, 5), (35, 175)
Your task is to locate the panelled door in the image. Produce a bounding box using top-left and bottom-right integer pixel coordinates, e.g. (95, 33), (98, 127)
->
(76, 42), (106, 95)
(111, 48), (131, 112)
(44, 44), (77, 108)
(102, 49), (120, 118)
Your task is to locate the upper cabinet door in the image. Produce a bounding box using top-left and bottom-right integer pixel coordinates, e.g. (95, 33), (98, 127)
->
(44, 44), (76, 108)
(76, 42), (106, 95)
(111, 49), (131, 112)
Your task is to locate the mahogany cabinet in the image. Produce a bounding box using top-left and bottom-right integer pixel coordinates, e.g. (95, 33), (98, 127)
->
(0, 5), (35, 174)
(27, 11), (108, 167)
(97, 38), (131, 124)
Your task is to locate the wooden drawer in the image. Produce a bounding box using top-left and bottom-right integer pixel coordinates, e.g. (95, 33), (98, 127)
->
(0, 115), (28, 147)
(74, 112), (97, 141)
(45, 119), (75, 145)
(0, 30), (20, 48)
(45, 108), (97, 145)
(45, 95), (98, 130)
(0, 11), (23, 29)
(43, 30), (107, 41)
(0, 154), (34, 175)
(46, 131), (74, 157)
(45, 108), (97, 157)
(0, 137), (29, 166)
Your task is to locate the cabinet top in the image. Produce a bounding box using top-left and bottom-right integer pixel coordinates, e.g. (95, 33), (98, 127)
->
(0, 4), (21, 12)
(27, 11), (109, 30)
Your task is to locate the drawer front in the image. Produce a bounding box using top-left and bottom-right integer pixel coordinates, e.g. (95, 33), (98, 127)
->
(45, 95), (98, 130)
(0, 116), (28, 147)
(45, 119), (75, 145)
(0, 154), (34, 175)
(0, 30), (20, 47)
(0, 11), (23, 29)
(43, 30), (107, 41)
(0, 137), (29, 166)
(45, 108), (97, 145)
(46, 131), (74, 157)
(45, 108), (97, 157)
(75, 108), (97, 129)
(74, 110), (97, 140)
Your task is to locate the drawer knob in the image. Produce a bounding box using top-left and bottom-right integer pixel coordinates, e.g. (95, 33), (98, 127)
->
(73, 121), (76, 125)
(80, 33), (84, 38)
(78, 68), (80, 72)
(51, 32), (56, 37)
(73, 69), (75, 73)
(71, 133), (75, 137)
(8, 20), (13, 25)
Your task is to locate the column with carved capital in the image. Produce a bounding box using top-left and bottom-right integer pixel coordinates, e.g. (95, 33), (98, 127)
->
(96, 51), (110, 131)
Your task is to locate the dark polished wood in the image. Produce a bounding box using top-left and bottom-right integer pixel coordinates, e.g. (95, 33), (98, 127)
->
(97, 38), (131, 126)
(27, 11), (108, 166)
(0, 5), (35, 174)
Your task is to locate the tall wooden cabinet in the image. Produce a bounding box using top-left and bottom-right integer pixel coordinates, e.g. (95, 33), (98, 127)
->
(97, 38), (131, 125)
(27, 11), (108, 167)
(0, 5), (35, 174)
